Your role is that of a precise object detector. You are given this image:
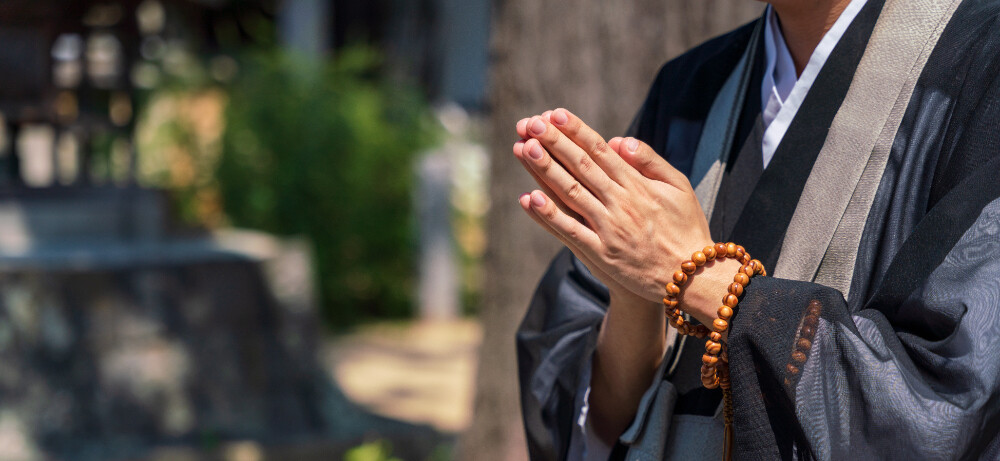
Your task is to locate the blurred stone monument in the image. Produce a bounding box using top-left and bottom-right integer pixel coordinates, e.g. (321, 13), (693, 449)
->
(0, 2), (444, 460)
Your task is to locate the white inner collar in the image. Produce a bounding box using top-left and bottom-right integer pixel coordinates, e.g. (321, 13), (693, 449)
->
(759, 0), (869, 168)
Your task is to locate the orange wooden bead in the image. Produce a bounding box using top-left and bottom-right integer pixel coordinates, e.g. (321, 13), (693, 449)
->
(718, 306), (733, 320)
(791, 350), (807, 364)
(742, 264), (755, 276)
(663, 297), (678, 308)
(786, 364), (800, 375)
(702, 354), (719, 366)
(673, 317), (686, 328)
(713, 318), (729, 332)
(703, 246), (717, 261)
(706, 341), (722, 354)
(665, 283), (680, 296)
(672, 308), (683, 318)
(804, 315), (819, 328)
(704, 377), (720, 389)
(728, 282), (744, 297)
(723, 294), (739, 307)
(801, 325), (816, 338)
(715, 242), (728, 257)
(734, 272), (750, 286)
(701, 365), (717, 377)
(735, 247), (746, 260)
(726, 243), (737, 257)
(673, 270), (688, 285)
(681, 261), (697, 274)
(752, 259), (765, 274)
(741, 254), (752, 264)
(692, 251), (707, 266)
(797, 338), (812, 351)
(693, 327), (709, 339)
(747, 260), (758, 271)
(710, 332), (723, 342)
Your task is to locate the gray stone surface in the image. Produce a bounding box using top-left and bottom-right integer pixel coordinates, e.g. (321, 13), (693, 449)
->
(0, 188), (445, 460)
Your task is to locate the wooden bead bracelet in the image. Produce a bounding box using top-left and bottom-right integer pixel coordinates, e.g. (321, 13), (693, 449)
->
(661, 241), (766, 461)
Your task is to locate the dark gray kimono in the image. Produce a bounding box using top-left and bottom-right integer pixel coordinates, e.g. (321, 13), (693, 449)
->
(517, 0), (1000, 459)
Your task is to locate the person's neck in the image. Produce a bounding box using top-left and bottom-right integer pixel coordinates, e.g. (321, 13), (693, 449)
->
(770, 0), (853, 75)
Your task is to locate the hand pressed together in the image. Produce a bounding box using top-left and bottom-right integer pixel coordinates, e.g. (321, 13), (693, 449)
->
(512, 108), (739, 325)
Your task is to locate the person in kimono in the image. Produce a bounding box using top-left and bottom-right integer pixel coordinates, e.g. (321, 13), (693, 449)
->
(513, 0), (1000, 459)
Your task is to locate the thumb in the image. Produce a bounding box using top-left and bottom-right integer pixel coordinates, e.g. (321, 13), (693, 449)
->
(610, 137), (686, 187)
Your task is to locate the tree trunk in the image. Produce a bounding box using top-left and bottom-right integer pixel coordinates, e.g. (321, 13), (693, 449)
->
(459, 2), (763, 460)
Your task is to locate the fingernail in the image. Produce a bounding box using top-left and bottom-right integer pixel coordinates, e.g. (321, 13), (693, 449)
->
(529, 118), (546, 135)
(519, 193), (529, 204)
(626, 138), (639, 153)
(551, 109), (568, 125)
(528, 143), (544, 160)
(530, 193), (546, 208)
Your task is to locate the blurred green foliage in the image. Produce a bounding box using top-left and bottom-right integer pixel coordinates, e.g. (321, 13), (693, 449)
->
(216, 47), (440, 327)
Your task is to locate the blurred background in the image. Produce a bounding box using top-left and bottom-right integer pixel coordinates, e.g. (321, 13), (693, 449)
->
(0, 1), (761, 460)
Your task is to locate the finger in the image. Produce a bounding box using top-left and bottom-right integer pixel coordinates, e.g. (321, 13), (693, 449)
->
(613, 136), (689, 189)
(522, 138), (607, 224)
(548, 108), (634, 184)
(514, 139), (582, 222)
(519, 193), (608, 278)
(525, 115), (618, 200)
(608, 137), (624, 154)
(516, 118), (529, 139)
(541, 110), (553, 122)
(525, 190), (601, 250)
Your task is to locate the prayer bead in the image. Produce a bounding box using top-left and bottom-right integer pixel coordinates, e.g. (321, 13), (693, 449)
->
(734, 273), (750, 286)
(801, 325), (816, 338)
(673, 271), (688, 285)
(663, 297), (678, 308)
(742, 265), (755, 276)
(718, 306), (733, 320)
(723, 294), (739, 307)
(803, 315), (819, 328)
(703, 354), (719, 366)
(728, 283), (744, 297)
(786, 364), (800, 375)
(726, 243), (737, 257)
(791, 351), (807, 364)
(702, 366), (717, 377)
(703, 246), (717, 260)
(693, 251), (707, 266)
(706, 341), (722, 354)
(682, 261), (697, 274)
(710, 332), (723, 342)
(713, 319), (729, 332)
(796, 338), (812, 351)
(666, 283), (680, 296)
(715, 243), (728, 256)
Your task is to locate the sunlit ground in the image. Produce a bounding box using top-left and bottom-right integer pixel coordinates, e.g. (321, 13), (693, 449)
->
(323, 319), (482, 434)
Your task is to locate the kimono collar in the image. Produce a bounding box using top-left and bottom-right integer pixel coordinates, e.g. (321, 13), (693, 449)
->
(760, 0), (869, 168)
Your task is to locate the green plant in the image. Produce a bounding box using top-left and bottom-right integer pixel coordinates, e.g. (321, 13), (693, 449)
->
(344, 440), (402, 461)
(217, 47), (439, 327)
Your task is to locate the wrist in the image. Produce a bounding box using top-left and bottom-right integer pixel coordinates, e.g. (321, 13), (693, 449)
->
(680, 257), (743, 326)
